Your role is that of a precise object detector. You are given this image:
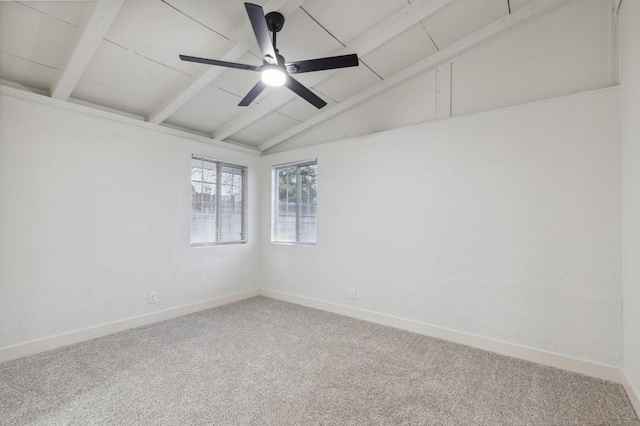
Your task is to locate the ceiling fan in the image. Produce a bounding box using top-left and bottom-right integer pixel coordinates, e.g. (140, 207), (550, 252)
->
(179, 3), (359, 109)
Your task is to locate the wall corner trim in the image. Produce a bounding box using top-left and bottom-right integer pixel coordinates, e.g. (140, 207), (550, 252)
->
(621, 370), (640, 418)
(259, 289), (622, 383)
(0, 289), (260, 363)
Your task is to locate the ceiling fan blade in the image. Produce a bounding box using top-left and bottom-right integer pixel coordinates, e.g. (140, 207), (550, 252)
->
(180, 55), (260, 71)
(239, 81), (267, 106)
(245, 3), (278, 65)
(285, 54), (359, 74)
(286, 76), (327, 109)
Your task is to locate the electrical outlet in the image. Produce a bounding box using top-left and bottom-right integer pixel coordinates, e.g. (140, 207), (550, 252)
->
(148, 291), (157, 304)
(349, 287), (356, 299)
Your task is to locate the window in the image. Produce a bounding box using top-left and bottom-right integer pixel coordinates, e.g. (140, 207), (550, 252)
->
(191, 155), (246, 245)
(272, 161), (317, 244)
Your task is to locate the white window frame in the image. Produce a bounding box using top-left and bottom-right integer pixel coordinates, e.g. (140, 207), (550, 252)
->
(271, 160), (317, 245)
(191, 155), (247, 246)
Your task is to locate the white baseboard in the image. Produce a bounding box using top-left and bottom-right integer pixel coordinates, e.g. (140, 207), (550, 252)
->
(621, 370), (640, 418)
(2, 286), (633, 411)
(3, 287), (636, 416)
(0, 289), (260, 363)
(260, 289), (622, 383)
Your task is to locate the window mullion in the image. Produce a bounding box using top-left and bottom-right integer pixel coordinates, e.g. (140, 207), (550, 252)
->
(215, 163), (222, 242)
(200, 159), (206, 243)
(273, 168), (278, 240)
(241, 168), (247, 241)
(296, 166), (301, 242)
(197, 160), (205, 243)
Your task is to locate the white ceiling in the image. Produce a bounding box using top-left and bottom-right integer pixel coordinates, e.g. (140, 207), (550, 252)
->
(0, 0), (544, 153)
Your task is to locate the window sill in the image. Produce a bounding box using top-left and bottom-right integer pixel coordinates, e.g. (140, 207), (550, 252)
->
(270, 241), (316, 246)
(191, 241), (247, 248)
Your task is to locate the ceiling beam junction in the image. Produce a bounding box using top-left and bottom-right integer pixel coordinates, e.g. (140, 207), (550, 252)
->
(145, 0), (304, 125)
(211, 0), (457, 143)
(259, 0), (576, 153)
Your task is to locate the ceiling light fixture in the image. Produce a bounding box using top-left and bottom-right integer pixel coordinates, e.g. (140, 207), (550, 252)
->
(261, 65), (286, 87)
(179, 3), (359, 108)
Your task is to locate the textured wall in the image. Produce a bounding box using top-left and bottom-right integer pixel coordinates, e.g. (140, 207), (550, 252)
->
(619, 0), (640, 397)
(261, 88), (622, 366)
(0, 95), (260, 349)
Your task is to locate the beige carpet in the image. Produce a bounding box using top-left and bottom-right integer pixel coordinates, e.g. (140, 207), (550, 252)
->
(0, 296), (638, 425)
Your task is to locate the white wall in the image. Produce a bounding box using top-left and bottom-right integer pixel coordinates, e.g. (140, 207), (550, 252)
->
(276, 0), (613, 153)
(261, 88), (622, 366)
(0, 93), (260, 349)
(451, 0), (612, 116)
(619, 0), (640, 404)
(0, 0), (629, 385)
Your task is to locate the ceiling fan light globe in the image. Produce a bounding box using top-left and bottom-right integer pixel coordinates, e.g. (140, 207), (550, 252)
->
(261, 67), (286, 87)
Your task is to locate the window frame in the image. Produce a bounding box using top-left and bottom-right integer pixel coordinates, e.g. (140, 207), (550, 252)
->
(191, 155), (247, 247)
(271, 159), (318, 245)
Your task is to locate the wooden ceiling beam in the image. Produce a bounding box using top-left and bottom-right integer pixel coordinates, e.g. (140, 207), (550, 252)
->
(146, 0), (303, 125)
(259, 0), (576, 153)
(211, 0), (457, 143)
(51, 1), (125, 100)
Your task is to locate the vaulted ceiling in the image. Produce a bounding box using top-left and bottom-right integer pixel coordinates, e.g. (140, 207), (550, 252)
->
(1, 0), (574, 154)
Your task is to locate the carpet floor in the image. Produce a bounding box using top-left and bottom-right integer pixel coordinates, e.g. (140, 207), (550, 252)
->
(1, 296), (638, 425)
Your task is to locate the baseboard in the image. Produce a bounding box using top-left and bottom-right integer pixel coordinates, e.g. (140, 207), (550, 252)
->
(0, 289), (260, 363)
(260, 289), (622, 383)
(621, 370), (640, 417)
(1, 286), (628, 393)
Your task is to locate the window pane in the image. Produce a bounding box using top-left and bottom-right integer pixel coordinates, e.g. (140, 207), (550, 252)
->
(273, 162), (316, 244)
(191, 156), (246, 245)
(298, 164), (317, 243)
(276, 167), (297, 242)
(191, 165), (217, 243)
(220, 166), (244, 242)
(191, 215), (215, 244)
(191, 163), (202, 181)
(202, 168), (216, 184)
(278, 167), (296, 203)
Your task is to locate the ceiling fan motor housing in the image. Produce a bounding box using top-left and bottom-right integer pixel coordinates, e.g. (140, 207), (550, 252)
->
(265, 12), (285, 33)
